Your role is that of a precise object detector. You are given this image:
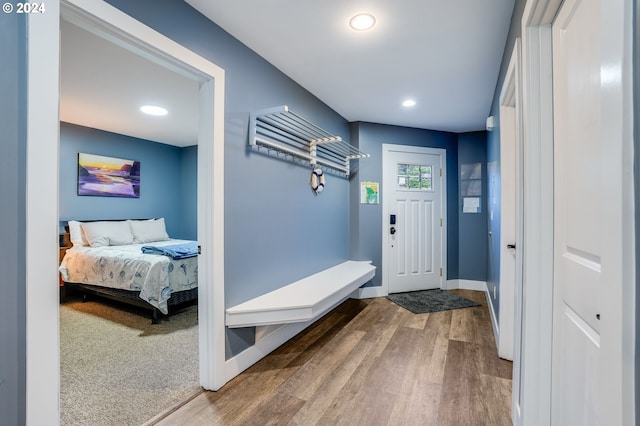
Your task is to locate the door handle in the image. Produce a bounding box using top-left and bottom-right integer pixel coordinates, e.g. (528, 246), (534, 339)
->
(507, 244), (516, 250)
(390, 227), (396, 235)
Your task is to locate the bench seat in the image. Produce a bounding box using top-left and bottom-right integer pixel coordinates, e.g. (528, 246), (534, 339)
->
(225, 260), (375, 328)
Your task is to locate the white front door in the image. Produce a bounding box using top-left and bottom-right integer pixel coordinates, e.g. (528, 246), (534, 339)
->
(383, 144), (445, 294)
(551, 0), (631, 422)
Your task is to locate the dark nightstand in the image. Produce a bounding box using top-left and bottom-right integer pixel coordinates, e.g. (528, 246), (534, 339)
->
(59, 232), (71, 302)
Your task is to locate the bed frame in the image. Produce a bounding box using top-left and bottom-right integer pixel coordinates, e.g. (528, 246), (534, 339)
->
(62, 219), (198, 323)
(65, 282), (198, 324)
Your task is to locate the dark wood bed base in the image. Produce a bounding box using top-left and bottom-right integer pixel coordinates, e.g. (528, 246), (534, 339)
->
(65, 282), (198, 324)
(62, 219), (198, 323)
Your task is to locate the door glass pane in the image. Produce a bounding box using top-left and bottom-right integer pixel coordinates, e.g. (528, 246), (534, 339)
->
(398, 176), (407, 189)
(397, 163), (433, 191)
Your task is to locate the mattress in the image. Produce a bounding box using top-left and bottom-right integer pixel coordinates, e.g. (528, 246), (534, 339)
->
(59, 239), (198, 314)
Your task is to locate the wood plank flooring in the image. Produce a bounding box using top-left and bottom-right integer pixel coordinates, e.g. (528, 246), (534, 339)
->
(150, 290), (512, 426)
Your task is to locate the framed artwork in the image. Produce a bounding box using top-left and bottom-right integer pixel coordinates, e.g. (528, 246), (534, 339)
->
(77, 153), (140, 198)
(360, 181), (379, 204)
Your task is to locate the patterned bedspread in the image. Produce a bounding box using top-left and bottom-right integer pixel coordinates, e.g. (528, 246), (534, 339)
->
(59, 239), (198, 314)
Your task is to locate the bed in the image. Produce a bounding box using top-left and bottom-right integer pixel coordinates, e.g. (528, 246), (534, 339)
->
(59, 218), (198, 323)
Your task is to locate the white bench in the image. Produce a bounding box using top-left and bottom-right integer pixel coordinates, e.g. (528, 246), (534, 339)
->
(225, 260), (376, 328)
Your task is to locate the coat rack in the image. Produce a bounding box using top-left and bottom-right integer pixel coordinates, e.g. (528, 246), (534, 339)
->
(249, 105), (369, 177)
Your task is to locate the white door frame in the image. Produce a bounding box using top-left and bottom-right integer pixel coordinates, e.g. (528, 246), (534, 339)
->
(26, 1), (226, 423)
(497, 39), (523, 364)
(380, 144), (447, 297)
(519, 2), (562, 423)
(520, 0), (635, 424)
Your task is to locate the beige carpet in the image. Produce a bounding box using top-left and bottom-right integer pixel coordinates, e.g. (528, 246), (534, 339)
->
(60, 298), (200, 426)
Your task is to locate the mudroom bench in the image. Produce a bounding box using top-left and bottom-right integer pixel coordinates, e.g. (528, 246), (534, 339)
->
(225, 260), (376, 328)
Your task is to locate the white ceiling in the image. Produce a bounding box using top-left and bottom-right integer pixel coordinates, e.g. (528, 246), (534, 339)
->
(60, 20), (200, 147)
(186, 0), (515, 133)
(60, 1), (515, 147)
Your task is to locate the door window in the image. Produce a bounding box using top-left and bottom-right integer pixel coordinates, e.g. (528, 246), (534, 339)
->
(397, 163), (432, 191)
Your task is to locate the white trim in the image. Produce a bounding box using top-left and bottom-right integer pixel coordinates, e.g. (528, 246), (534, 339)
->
(27, 0), (227, 422)
(197, 76), (227, 390)
(602, 3), (636, 423)
(225, 322), (307, 381)
(519, 1), (563, 424)
(497, 39), (522, 364)
(61, 0), (218, 81)
(225, 298), (346, 381)
(444, 279), (487, 292)
(445, 280), (499, 353)
(227, 277), (494, 380)
(485, 287), (500, 353)
(26, 4), (61, 424)
(353, 285), (387, 299)
(355, 279), (486, 298)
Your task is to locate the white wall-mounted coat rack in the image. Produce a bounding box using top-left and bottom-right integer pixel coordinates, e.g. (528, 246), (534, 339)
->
(249, 105), (369, 177)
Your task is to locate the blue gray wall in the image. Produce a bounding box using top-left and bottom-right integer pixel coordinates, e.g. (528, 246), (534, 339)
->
(102, 0), (351, 357)
(458, 132), (488, 280)
(349, 122), (489, 286)
(181, 145), (198, 241)
(0, 12), (27, 426)
(59, 122), (197, 240)
(349, 122), (461, 283)
(486, 0), (526, 322)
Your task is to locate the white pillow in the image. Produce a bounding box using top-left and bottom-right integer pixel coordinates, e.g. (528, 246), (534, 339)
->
(68, 220), (89, 246)
(129, 218), (169, 243)
(81, 221), (134, 247)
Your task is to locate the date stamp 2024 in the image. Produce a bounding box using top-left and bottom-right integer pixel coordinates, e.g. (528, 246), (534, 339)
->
(3, 2), (46, 14)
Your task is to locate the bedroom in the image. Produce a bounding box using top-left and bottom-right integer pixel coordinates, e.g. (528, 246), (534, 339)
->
(58, 15), (203, 423)
(58, 124), (202, 424)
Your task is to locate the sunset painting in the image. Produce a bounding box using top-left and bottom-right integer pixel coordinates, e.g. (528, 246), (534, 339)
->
(78, 153), (140, 198)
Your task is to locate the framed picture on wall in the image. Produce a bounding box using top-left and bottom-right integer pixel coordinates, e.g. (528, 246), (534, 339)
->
(77, 153), (140, 198)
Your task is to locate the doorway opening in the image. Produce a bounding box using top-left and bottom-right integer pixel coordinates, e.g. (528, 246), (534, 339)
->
(57, 17), (203, 423)
(26, 1), (226, 422)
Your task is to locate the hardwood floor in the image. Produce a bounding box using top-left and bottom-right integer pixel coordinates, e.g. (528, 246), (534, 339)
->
(150, 290), (512, 426)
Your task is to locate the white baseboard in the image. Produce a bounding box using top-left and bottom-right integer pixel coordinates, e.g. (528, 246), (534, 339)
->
(446, 279), (500, 350)
(225, 293), (349, 381)
(485, 288), (500, 350)
(225, 320), (310, 382)
(355, 279), (488, 298)
(225, 279), (495, 381)
(444, 279), (487, 292)
(352, 285), (386, 299)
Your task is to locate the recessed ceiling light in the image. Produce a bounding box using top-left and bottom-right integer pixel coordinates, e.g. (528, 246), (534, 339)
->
(349, 13), (376, 31)
(140, 105), (168, 116)
(402, 99), (417, 107)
